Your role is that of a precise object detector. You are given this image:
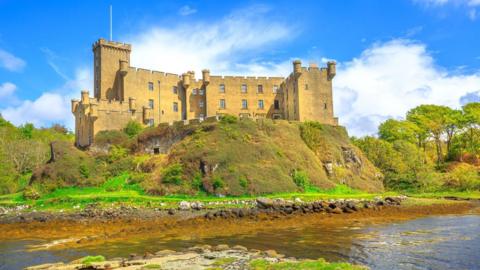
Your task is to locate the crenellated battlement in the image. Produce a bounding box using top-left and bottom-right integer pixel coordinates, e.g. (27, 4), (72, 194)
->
(73, 38), (338, 147)
(93, 38), (131, 51)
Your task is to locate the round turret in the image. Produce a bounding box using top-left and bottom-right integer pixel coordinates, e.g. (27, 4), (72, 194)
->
(120, 60), (129, 76)
(202, 69), (210, 85)
(293, 60), (302, 75)
(327, 61), (336, 80)
(182, 73), (191, 88)
(81, 90), (90, 104)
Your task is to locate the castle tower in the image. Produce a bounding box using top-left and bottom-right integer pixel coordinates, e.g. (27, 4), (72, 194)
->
(93, 38), (131, 101)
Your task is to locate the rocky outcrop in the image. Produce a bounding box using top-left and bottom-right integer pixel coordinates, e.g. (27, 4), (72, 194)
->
(202, 196), (407, 220)
(24, 245), (367, 270)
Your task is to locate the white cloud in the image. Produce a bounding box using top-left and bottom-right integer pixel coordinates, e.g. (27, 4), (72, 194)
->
(0, 68), (91, 129)
(469, 8), (477, 19)
(415, 0), (480, 6)
(0, 82), (16, 98)
(125, 5), (295, 77)
(334, 39), (480, 136)
(0, 49), (26, 72)
(414, 0), (479, 20)
(178, 5), (197, 16)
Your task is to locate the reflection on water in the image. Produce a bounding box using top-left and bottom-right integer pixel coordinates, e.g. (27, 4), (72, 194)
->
(1, 214), (479, 270)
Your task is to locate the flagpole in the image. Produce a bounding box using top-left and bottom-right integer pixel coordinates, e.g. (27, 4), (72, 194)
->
(109, 5), (113, 41)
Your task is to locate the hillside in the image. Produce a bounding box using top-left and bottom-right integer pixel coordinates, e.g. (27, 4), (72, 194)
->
(24, 117), (384, 197)
(136, 117), (384, 195)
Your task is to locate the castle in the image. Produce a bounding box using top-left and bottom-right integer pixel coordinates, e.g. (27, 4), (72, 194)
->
(72, 38), (338, 147)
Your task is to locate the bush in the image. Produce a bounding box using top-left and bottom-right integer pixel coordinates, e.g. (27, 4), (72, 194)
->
(292, 169), (310, 190)
(23, 185), (41, 200)
(161, 163), (183, 185)
(124, 120), (143, 138)
(443, 163), (480, 190)
(106, 157), (135, 177)
(212, 176), (225, 190)
(191, 172), (203, 190)
(79, 163), (90, 178)
(95, 130), (130, 147)
(108, 145), (128, 162)
(239, 176), (248, 189)
(220, 114), (238, 124)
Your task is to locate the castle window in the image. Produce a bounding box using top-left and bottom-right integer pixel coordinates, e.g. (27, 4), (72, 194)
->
(199, 100), (204, 108)
(219, 84), (225, 93)
(241, 84), (247, 93)
(172, 86), (178, 94)
(173, 102), (178, 112)
(257, 85), (263, 94)
(242, 99), (248, 109)
(219, 99), (226, 109)
(192, 89), (198, 95)
(258, 100), (264, 109)
(305, 84), (309, 90)
(148, 82), (154, 91)
(274, 100), (280, 110)
(324, 103), (327, 109)
(273, 85), (279, 93)
(149, 99), (154, 109)
(199, 89), (205, 95)
(147, 119), (154, 127)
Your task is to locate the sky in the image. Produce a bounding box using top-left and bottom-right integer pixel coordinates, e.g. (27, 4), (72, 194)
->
(0, 0), (479, 136)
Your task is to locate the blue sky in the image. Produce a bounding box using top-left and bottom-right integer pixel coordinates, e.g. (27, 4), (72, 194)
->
(0, 0), (479, 136)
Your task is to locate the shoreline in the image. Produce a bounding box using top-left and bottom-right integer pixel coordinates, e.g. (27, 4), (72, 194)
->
(0, 197), (477, 249)
(25, 245), (368, 270)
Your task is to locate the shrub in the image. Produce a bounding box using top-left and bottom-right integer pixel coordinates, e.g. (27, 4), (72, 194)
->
(212, 176), (225, 190)
(161, 163), (183, 185)
(79, 163), (90, 178)
(95, 130), (130, 147)
(191, 172), (203, 190)
(124, 120), (143, 138)
(239, 176), (248, 189)
(108, 145), (128, 162)
(292, 169), (310, 190)
(106, 157), (135, 177)
(19, 123), (34, 139)
(443, 163), (480, 190)
(23, 185), (41, 200)
(220, 114), (238, 124)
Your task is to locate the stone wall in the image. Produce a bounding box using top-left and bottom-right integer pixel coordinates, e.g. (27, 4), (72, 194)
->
(73, 38), (338, 147)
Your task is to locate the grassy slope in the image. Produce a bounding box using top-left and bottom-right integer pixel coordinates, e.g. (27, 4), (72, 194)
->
(160, 119), (383, 195)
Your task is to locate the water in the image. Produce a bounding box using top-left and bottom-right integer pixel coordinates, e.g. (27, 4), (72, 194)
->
(1, 214), (479, 270)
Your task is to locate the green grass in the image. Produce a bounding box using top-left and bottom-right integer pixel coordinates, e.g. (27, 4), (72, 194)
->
(0, 181), (394, 212)
(2, 171), (477, 213)
(80, 255), (105, 266)
(142, 264), (162, 269)
(212, 257), (236, 266)
(407, 191), (480, 200)
(249, 258), (367, 270)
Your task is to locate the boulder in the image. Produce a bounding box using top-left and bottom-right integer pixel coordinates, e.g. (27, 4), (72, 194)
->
(179, 201), (191, 210)
(256, 198), (274, 209)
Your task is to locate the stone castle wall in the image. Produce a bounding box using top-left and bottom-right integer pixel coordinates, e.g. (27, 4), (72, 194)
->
(72, 38), (338, 147)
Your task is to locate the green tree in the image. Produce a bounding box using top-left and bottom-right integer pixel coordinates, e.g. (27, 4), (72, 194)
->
(406, 105), (452, 164)
(378, 119), (419, 144)
(462, 102), (480, 155)
(19, 123), (34, 139)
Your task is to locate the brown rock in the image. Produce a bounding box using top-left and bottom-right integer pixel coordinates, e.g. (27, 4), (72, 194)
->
(213, 244), (229, 251)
